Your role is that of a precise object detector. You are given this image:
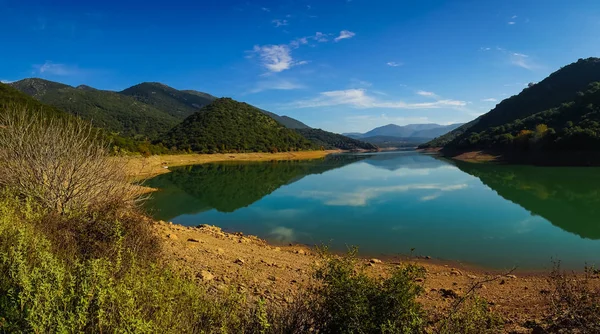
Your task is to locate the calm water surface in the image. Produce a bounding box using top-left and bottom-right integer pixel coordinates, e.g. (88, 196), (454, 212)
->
(145, 151), (600, 270)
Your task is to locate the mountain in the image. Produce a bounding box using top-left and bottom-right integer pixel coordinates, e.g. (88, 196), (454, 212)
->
(260, 109), (311, 129)
(346, 123), (463, 139)
(356, 136), (431, 148)
(10, 78), (180, 139)
(422, 57), (600, 150)
(294, 128), (377, 150)
(0, 82), (70, 119)
(159, 98), (315, 153)
(120, 82), (216, 119)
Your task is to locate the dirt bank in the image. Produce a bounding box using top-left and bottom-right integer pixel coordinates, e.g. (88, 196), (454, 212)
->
(155, 221), (576, 333)
(122, 150), (340, 179)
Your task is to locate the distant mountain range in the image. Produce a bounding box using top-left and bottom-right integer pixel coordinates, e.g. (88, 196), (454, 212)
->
(4, 78), (375, 153)
(343, 123), (464, 147)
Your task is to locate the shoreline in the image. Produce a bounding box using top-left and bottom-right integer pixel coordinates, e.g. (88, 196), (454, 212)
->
(122, 150), (340, 179)
(155, 220), (573, 332)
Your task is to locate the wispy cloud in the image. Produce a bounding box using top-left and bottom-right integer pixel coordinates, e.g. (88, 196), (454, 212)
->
(261, 7), (270, 12)
(272, 19), (288, 27)
(285, 89), (467, 109)
(386, 61), (402, 67)
(32, 61), (85, 77)
(416, 90), (438, 98)
(334, 30), (355, 42)
(481, 98), (497, 102)
(314, 32), (329, 42)
(298, 183), (468, 206)
(508, 21), (516, 25)
(250, 45), (307, 73)
(248, 79), (305, 93)
(481, 47), (540, 70)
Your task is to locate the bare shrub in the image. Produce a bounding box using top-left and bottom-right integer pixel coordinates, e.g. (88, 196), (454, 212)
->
(542, 263), (600, 333)
(0, 104), (141, 214)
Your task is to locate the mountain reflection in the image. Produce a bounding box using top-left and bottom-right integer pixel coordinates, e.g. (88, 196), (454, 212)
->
(144, 154), (366, 220)
(453, 161), (600, 239)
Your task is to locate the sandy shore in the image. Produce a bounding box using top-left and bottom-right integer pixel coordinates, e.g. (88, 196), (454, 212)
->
(121, 150), (340, 179)
(155, 220), (577, 333)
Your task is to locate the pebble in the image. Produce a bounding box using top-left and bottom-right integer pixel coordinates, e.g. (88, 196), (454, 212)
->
(167, 234), (178, 240)
(370, 258), (382, 264)
(234, 258), (245, 265)
(187, 238), (200, 243)
(198, 270), (214, 282)
(506, 274), (517, 279)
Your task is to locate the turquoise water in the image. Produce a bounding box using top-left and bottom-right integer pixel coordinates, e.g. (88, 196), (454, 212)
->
(144, 151), (600, 270)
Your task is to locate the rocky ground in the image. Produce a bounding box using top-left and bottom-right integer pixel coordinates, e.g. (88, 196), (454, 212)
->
(153, 221), (582, 333)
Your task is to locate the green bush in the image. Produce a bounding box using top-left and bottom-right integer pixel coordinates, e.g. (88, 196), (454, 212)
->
(437, 295), (503, 334)
(309, 248), (426, 334)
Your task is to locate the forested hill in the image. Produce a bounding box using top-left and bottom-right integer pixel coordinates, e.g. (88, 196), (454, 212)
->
(10, 78), (180, 139)
(295, 128), (378, 150)
(421, 57), (600, 150)
(159, 98), (316, 153)
(120, 82), (216, 120)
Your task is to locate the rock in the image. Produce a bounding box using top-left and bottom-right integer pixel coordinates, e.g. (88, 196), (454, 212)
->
(414, 278), (424, 283)
(506, 274), (517, 279)
(267, 275), (277, 282)
(273, 247), (281, 252)
(370, 258), (382, 264)
(367, 262), (375, 267)
(216, 248), (225, 254)
(234, 258), (245, 265)
(450, 269), (462, 276)
(425, 256), (432, 260)
(467, 274), (478, 279)
(439, 288), (459, 299)
(187, 238), (200, 243)
(295, 249), (306, 255)
(198, 270), (214, 282)
(499, 279), (506, 285)
(167, 234), (178, 240)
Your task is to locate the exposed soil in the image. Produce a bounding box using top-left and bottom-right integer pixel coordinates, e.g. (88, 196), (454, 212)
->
(154, 221), (580, 333)
(122, 150), (340, 179)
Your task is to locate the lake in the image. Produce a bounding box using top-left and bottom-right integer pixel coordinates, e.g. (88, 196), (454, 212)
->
(144, 151), (600, 270)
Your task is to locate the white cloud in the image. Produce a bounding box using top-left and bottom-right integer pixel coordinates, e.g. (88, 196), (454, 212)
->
(251, 44), (307, 73)
(416, 90), (438, 98)
(261, 7), (270, 12)
(334, 30), (355, 42)
(248, 79), (305, 94)
(481, 98), (497, 102)
(32, 61), (83, 76)
(511, 15), (518, 19)
(1, 80), (14, 84)
(314, 32), (329, 42)
(298, 183), (468, 206)
(272, 19), (288, 27)
(508, 21), (516, 25)
(386, 61), (402, 67)
(510, 52), (534, 70)
(289, 37), (309, 48)
(480, 47), (491, 51)
(286, 89), (467, 109)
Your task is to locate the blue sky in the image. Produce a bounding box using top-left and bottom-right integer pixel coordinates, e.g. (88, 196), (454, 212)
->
(2, 0), (600, 133)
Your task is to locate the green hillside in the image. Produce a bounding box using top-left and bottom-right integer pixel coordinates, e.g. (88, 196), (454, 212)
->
(295, 128), (377, 150)
(10, 78), (180, 139)
(422, 57), (600, 149)
(120, 82), (216, 119)
(160, 98), (316, 153)
(0, 82), (70, 119)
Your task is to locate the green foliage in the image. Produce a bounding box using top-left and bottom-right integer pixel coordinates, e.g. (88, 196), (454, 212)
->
(160, 98), (316, 153)
(309, 247), (426, 334)
(437, 296), (503, 334)
(295, 128), (378, 150)
(10, 78), (180, 139)
(422, 57), (600, 149)
(120, 82), (216, 120)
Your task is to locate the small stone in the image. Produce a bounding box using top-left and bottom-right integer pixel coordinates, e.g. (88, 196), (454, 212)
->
(425, 256), (432, 259)
(370, 258), (382, 264)
(187, 238), (200, 243)
(467, 274), (478, 279)
(499, 279), (506, 285)
(273, 247), (281, 252)
(268, 275), (277, 282)
(295, 249), (306, 255)
(439, 288), (459, 299)
(234, 258), (245, 265)
(216, 248), (225, 254)
(198, 270), (214, 282)
(506, 274), (517, 279)
(414, 278), (424, 282)
(367, 262), (375, 267)
(450, 269), (462, 276)
(167, 234), (178, 240)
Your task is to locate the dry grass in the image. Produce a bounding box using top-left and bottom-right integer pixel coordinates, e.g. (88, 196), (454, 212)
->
(121, 150), (340, 179)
